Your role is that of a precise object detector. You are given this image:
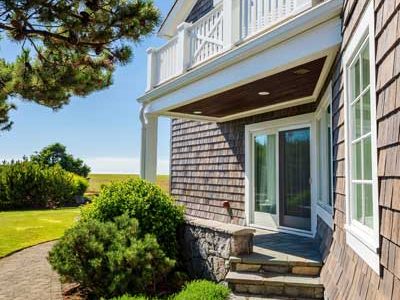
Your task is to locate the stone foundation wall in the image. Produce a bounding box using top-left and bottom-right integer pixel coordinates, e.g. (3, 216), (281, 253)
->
(179, 217), (255, 282)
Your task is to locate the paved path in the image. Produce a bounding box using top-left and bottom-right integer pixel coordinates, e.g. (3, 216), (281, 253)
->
(0, 241), (62, 300)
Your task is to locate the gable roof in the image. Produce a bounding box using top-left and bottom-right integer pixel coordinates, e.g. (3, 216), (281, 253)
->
(158, 0), (197, 38)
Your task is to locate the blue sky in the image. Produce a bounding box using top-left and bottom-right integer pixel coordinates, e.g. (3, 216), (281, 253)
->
(0, 0), (174, 174)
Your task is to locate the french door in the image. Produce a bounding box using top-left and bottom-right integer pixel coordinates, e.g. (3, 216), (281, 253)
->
(252, 126), (312, 233)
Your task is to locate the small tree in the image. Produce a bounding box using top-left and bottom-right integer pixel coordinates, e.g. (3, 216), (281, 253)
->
(31, 143), (91, 177)
(0, 0), (160, 131)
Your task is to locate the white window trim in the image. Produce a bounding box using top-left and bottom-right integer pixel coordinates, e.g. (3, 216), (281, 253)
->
(315, 84), (334, 229)
(343, 1), (380, 274)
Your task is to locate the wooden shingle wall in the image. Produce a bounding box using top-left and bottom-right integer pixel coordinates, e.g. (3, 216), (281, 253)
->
(321, 0), (400, 299)
(170, 103), (315, 225)
(186, 0), (214, 23)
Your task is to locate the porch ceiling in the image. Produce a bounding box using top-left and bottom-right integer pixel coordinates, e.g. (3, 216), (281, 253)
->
(170, 57), (326, 118)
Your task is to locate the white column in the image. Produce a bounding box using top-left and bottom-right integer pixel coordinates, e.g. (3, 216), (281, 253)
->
(140, 105), (158, 183)
(223, 0), (241, 50)
(176, 22), (192, 74)
(146, 47), (157, 92)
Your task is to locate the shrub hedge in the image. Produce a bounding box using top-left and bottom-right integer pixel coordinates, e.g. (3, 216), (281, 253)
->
(49, 214), (175, 299)
(81, 178), (184, 258)
(0, 160), (88, 210)
(108, 280), (231, 300)
(173, 280), (230, 300)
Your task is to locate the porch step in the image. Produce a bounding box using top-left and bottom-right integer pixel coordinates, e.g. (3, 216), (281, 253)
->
(226, 231), (324, 299)
(230, 245), (323, 276)
(226, 271), (324, 299)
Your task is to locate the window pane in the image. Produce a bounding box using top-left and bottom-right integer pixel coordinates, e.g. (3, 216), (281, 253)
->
(363, 136), (372, 180)
(254, 134), (276, 214)
(352, 141), (362, 180)
(352, 100), (362, 139)
(351, 59), (361, 100)
(362, 43), (370, 90)
(364, 184), (373, 229)
(353, 183), (363, 223)
(362, 91), (371, 135)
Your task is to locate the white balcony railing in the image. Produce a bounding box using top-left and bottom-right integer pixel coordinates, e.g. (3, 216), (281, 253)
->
(147, 0), (314, 90)
(190, 4), (224, 67)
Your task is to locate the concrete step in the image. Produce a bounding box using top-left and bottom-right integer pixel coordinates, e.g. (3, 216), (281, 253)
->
(230, 245), (323, 276)
(226, 271), (324, 299)
(230, 292), (308, 299)
(230, 292), (316, 300)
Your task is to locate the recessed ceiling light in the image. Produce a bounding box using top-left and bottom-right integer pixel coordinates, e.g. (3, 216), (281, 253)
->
(293, 68), (311, 75)
(258, 91), (270, 96)
(193, 111), (202, 115)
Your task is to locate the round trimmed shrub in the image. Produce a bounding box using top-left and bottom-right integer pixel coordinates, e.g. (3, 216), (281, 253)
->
(81, 178), (184, 258)
(49, 214), (175, 299)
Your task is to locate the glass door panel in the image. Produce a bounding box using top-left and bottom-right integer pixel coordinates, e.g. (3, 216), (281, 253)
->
(279, 128), (311, 231)
(253, 134), (277, 228)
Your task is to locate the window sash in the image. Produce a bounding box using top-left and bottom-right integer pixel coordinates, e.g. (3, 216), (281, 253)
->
(348, 37), (374, 230)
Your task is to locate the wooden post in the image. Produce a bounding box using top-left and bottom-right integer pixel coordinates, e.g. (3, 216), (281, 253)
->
(176, 22), (192, 74)
(223, 0), (242, 50)
(146, 47), (157, 92)
(140, 105), (158, 183)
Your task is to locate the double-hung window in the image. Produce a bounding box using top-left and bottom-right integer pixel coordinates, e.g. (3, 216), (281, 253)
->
(343, 1), (379, 273)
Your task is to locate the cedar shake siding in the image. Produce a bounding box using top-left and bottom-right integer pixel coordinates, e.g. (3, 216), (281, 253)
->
(168, 0), (400, 298)
(186, 0), (214, 23)
(320, 0), (400, 299)
(170, 103), (315, 225)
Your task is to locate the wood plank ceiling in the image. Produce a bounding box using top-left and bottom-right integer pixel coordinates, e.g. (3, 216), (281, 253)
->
(171, 57), (327, 118)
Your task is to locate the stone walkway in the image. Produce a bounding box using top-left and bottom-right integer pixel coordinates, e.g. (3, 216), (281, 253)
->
(0, 241), (62, 300)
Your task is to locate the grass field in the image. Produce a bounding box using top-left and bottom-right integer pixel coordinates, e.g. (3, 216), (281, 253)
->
(0, 208), (80, 258)
(87, 174), (170, 194)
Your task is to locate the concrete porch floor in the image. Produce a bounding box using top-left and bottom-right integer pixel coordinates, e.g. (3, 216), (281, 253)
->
(251, 230), (322, 266)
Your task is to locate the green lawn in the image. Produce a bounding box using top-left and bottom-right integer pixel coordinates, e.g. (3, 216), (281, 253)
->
(0, 208), (80, 258)
(87, 174), (170, 194)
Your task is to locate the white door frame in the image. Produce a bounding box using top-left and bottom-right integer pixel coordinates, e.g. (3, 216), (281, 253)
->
(245, 113), (318, 237)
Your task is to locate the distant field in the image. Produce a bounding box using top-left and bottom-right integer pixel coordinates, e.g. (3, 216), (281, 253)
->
(87, 174), (170, 194)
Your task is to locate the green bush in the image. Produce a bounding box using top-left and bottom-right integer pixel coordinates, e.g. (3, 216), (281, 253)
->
(0, 160), (88, 210)
(71, 173), (89, 196)
(49, 214), (175, 299)
(81, 179), (184, 258)
(173, 280), (230, 300)
(108, 280), (230, 300)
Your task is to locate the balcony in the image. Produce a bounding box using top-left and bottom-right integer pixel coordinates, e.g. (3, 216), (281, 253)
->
(146, 0), (318, 91)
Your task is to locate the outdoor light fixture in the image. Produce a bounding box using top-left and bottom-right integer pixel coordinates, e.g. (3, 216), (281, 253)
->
(293, 68), (311, 75)
(258, 91), (270, 96)
(193, 111), (203, 115)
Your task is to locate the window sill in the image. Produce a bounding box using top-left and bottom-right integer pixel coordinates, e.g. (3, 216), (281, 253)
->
(345, 224), (380, 274)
